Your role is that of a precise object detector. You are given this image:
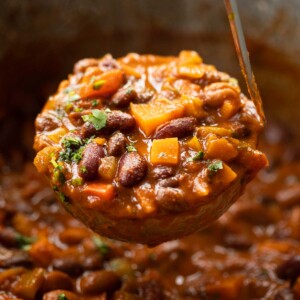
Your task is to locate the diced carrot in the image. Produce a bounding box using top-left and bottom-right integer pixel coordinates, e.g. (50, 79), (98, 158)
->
(130, 99), (184, 136)
(206, 137), (238, 161)
(186, 136), (202, 151)
(150, 138), (179, 166)
(83, 183), (115, 209)
(79, 69), (125, 98)
(13, 268), (45, 300)
(93, 137), (106, 145)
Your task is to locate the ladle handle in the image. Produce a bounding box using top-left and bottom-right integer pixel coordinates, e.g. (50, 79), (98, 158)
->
(224, 0), (265, 126)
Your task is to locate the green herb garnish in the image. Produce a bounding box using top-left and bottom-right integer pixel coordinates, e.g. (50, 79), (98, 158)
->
(16, 233), (36, 250)
(208, 160), (223, 173)
(187, 151), (204, 162)
(57, 293), (68, 300)
(71, 177), (84, 186)
(92, 100), (99, 107)
(82, 109), (107, 131)
(126, 144), (137, 152)
(93, 79), (106, 90)
(92, 236), (110, 256)
(59, 136), (84, 163)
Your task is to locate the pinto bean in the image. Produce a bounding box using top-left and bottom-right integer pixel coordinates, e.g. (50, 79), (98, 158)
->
(276, 256), (300, 282)
(106, 111), (136, 133)
(111, 87), (138, 107)
(79, 270), (121, 295)
(204, 82), (239, 108)
(78, 143), (105, 180)
(155, 187), (186, 212)
(117, 152), (147, 187)
(153, 117), (196, 139)
(107, 132), (127, 156)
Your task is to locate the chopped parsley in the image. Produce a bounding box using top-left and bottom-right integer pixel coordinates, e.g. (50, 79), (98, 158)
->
(16, 233), (36, 250)
(82, 109), (107, 131)
(208, 160), (223, 173)
(92, 236), (110, 256)
(50, 154), (65, 184)
(126, 144), (137, 152)
(71, 177), (84, 187)
(187, 151), (204, 162)
(93, 79), (106, 90)
(59, 136), (85, 163)
(80, 166), (87, 174)
(57, 293), (68, 300)
(92, 99), (99, 107)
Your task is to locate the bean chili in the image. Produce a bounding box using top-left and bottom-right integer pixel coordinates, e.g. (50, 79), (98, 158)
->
(33, 51), (267, 244)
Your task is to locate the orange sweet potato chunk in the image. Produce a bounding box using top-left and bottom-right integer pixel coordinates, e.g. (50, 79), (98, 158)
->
(150, 138), (179, 166)
(83, 183), (115, 207)
(206, 137), (238, 161)
(130, 99), (184, 136)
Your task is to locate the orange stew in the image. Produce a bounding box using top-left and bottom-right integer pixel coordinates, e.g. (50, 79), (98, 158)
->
(33, 51), (267, 222)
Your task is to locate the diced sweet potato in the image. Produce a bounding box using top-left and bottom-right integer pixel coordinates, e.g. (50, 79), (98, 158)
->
(215, 162), (237, 187)
(47, 127), (68, 144)
(178, 50), (203, 64)
(79, 69), (125, 98)
(181, 95), (206, 118)
(178, 64), (205, 79)
(197, 126), (232, 138)
(186, 136), (202, 151)
(150, 138), (179, 166)
(33, 146), (59, 174)
(220, 100), (240, 119)
(206, 137), (238, 161)
(130, 99), (184, 136)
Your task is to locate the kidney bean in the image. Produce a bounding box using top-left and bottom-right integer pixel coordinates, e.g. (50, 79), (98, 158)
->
(136, 90), (154, 103)
(153, 117), (197, 139)
(78, 270), (121, 295)
(107, 132), (127, 156)
(59, 228), (90, 246)
(106, 111), (136, 133)
(35, 113), (61, 132)
(78, 143), (105, 180)
(158, 176), (179, 188)
(151, 166), (175, 179)
(52, 256), (84, 276)
(41, 271), (73, 292)
(111, 87), (138, 107)
(117, 152), (147, 187)
(100, 54), (119, 71)
(276, 256), (300, 283)
(204, 82), (239, 108)
(155, 187), (186, 212)
(0, 228), (19, 247)
(0, 247), (32, 268)
(81, 122), (97, 138)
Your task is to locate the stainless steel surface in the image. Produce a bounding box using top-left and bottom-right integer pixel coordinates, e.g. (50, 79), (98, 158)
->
(225, 0), (265, 126)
